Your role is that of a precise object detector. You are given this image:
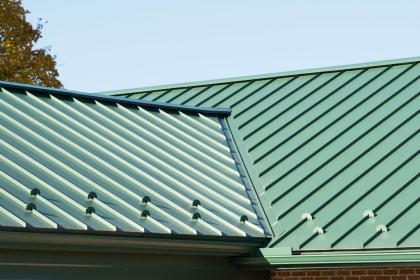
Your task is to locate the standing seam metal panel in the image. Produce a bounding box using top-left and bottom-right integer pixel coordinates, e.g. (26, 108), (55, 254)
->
(118, 60), (420, 250)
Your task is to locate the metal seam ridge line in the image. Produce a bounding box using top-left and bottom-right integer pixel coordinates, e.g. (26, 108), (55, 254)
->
(100, 56), (420, 96)
(0, 81), (231, 116)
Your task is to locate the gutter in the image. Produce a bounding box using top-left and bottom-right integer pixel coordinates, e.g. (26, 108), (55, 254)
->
(234, 248), (420, 269)
(0, 228), (269, 256)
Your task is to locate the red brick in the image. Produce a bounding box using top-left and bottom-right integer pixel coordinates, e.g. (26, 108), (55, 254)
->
(376, 276), (392, 280)
(383, 270), (398, 275)
(307, 271), (322, 276)
(344, 277), (359, 280)
(360, 276), (376, 280)
(352, 270), (367, 276)
(367, 270), (383, 276)
(300, 277), (315, 280)
(321, 271), (336, 276)
(272, 268), (419, 280)
(337, 271), (351, 276)
(392, 276), (407, 280)
(283, 277), (299, 280)
(276, 271), (292, 277)
(399, 269), (415, 275)
(292, 271), (306, 276)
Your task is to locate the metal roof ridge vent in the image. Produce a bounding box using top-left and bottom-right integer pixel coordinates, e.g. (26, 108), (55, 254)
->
(301, 212), (313, 221)
(376, 224), (388, 232)
(363, 209), (375, 218)
(313, 226), (324, 234)
(26, 202), (37, 213)
(141, 209), (150, 220)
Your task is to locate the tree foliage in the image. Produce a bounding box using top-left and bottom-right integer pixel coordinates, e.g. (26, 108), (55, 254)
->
(0, 0), (62, 88)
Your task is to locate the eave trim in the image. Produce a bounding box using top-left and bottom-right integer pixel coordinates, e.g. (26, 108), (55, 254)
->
(0, 227), (269, 256)
(234, 250), (420, 269)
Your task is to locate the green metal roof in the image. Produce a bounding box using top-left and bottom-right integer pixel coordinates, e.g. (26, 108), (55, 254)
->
(0, 82), (269, 238)
(107, 57), (420, 252)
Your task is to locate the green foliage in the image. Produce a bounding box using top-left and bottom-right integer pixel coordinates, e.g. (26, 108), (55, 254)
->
(0, 0), (62, 88)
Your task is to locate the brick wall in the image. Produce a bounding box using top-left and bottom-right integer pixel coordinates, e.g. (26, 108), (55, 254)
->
(271, 267), (420, 280)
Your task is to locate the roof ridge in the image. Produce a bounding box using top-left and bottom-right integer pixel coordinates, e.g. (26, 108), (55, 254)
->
(0, 80), (231, 116)
(101, 56), (420, 96)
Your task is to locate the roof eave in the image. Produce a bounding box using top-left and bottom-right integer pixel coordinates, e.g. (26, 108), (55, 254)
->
(0, 228), (269, 256)
(234, 249), (420, 269)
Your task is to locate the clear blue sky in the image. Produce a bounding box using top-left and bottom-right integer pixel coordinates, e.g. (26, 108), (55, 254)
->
(22, 0), (420, 93)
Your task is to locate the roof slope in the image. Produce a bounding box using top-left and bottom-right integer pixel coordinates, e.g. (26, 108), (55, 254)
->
(0, 83), (268, 238)
(107, 57), (420, 251)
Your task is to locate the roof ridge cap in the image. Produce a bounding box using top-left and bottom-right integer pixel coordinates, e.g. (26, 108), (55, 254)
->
(0, 81), (231, 116)
(100, 56), (420, 96)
